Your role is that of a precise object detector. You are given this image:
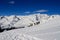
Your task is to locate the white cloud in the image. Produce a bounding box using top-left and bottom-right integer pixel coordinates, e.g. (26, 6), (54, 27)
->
(9, 1), (15, 4)
(24, 12), (30, 14)
(35, 10), (48, 12)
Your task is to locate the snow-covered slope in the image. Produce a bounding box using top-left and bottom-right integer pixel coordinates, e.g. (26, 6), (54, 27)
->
(0, 14), (60, 40)
(0, 14), (52, 30)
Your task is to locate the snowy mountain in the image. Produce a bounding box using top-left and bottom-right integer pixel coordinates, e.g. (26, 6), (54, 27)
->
(0, 14), (60, 40)
(0, 14), (52, 31)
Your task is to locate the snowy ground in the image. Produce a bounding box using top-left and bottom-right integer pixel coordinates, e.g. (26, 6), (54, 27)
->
(0, 14), (60, 40)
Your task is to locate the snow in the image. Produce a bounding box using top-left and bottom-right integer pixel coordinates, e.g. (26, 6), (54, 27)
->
(0, 14), (60, 40)
(0, 14), (50, 29)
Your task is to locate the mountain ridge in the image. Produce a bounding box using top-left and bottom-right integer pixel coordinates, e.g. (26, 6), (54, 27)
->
(0, 14), (60, 32)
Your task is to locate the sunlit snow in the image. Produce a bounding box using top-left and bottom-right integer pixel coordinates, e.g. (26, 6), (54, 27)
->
(0, 14), (60, 40)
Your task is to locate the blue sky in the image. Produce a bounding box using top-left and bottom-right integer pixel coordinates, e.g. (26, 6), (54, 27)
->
(0, 0), (60, 15)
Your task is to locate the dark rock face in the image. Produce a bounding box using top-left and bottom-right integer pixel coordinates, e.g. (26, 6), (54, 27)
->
(0, 27), (16, 32)
(0, 26), (25, 33)
(0, 27), (4, 32)
(0, 16), (5, 19)
(34, 21), (40, 25)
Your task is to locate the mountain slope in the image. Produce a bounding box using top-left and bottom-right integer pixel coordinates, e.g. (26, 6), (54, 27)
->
(0, 14), (53, 31)
(0, 14), (60, 40)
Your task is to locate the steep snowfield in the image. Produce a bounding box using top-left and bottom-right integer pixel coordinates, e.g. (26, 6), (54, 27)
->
(0, 14), (60, 40)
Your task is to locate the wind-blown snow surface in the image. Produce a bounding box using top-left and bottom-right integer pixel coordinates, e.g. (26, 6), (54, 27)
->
(0, 14), (60, 40)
